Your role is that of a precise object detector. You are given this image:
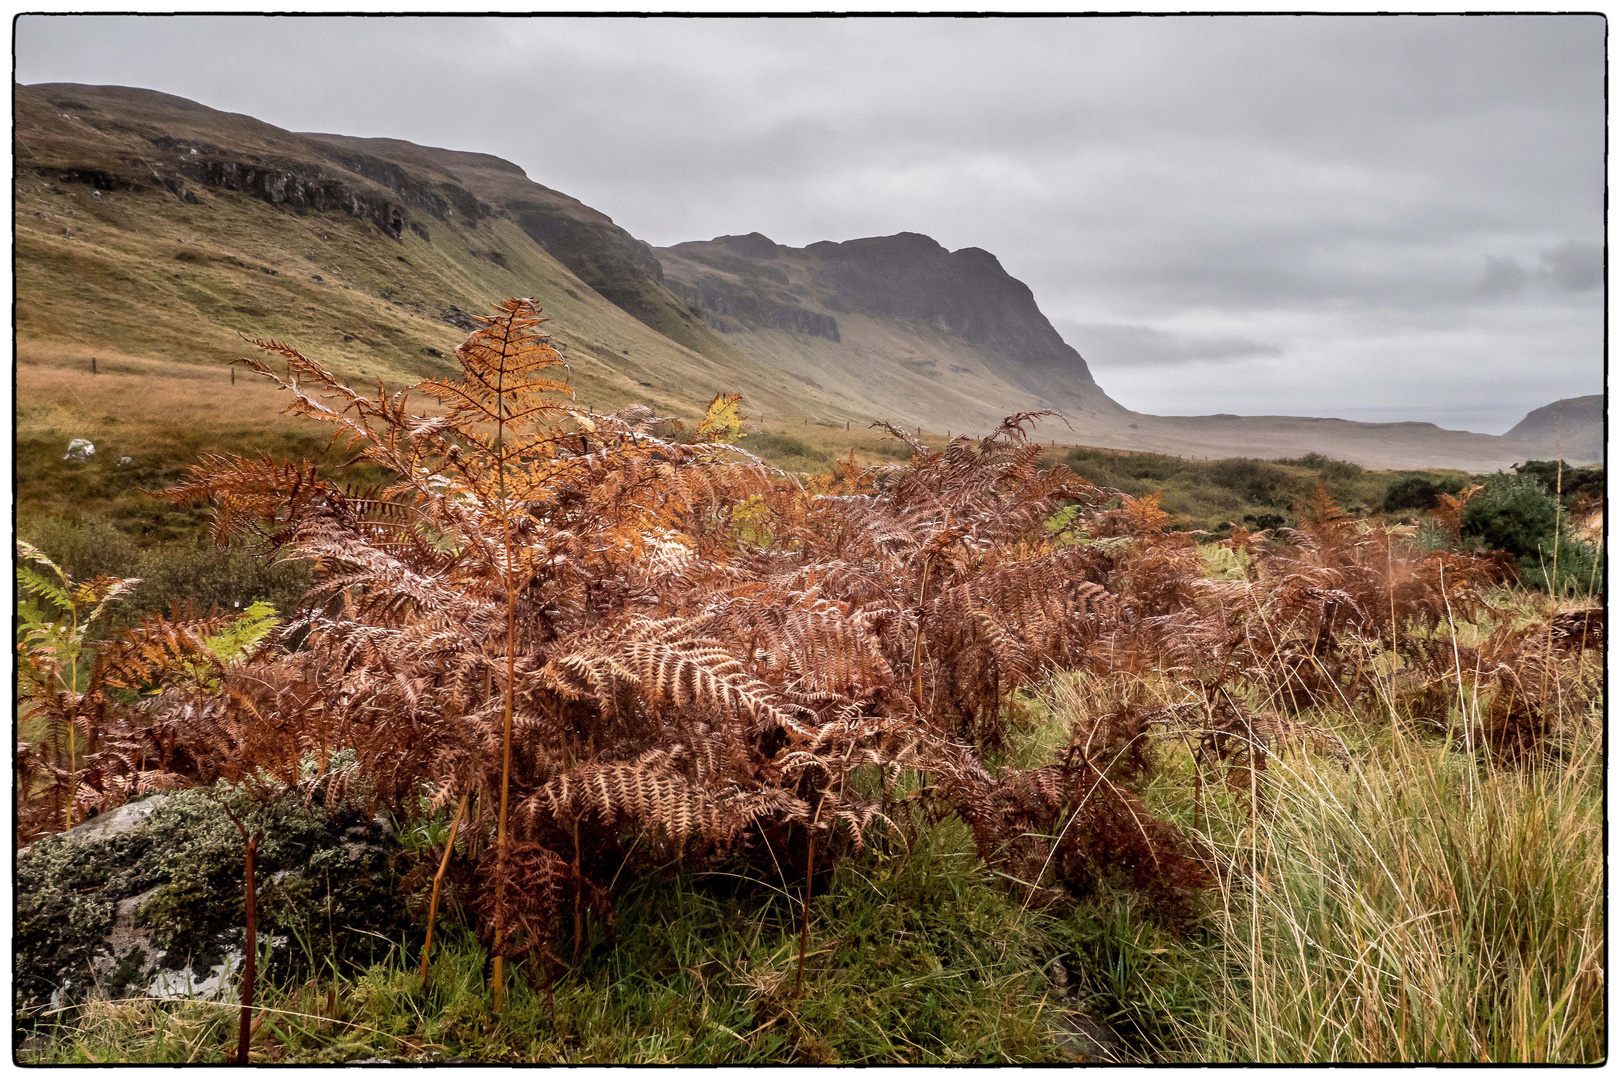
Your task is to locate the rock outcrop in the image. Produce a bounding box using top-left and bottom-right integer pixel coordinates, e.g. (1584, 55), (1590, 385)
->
(178, 159), (409, 240)
(657, 231), (1123, 432)
(15, 785), (408, 1019)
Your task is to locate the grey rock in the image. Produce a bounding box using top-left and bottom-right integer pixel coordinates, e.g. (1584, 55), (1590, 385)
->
(439, 305), (480, 332)
(15, 785), (410, 1020)
(50, 795), (168, 847)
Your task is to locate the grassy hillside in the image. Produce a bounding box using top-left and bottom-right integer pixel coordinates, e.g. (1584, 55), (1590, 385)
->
(1504, 395), (1603, 466)
(17, 82), (1576, 474)
(14, 83), (870, 441)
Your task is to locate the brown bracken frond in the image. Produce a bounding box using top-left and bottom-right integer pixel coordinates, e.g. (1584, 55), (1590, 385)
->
(32, 296), (1555, 987)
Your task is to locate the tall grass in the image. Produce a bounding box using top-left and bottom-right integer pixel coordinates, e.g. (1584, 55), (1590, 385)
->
(1158, 697), (1604, 1061)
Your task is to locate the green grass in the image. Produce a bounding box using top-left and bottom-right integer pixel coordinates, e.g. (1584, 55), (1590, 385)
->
(1168, 721), (1603, 1062)
(19, 816), (1118, 1064)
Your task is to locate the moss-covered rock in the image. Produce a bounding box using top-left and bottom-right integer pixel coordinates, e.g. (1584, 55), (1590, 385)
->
(15, 782), (413, 1021)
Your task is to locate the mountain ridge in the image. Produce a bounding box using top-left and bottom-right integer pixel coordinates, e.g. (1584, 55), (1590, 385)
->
(14, 81), (1591, 472)
(14, 80), (862, 428)
(658, 230), (1126, 436)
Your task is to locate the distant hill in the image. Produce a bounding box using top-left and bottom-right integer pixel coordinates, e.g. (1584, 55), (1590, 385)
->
(14, 82), (858, 425)
(657, 231), (1557, 471)
(658, 232), (1128, 434)
(1505, 395), (1604, 465)
(14, 82), (1578, 473)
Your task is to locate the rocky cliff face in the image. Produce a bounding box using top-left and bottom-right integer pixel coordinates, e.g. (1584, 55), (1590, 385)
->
(658, 231), (1121, 430)
(665, 235), (841, 340)
(801, 232), (1101, 398)
(17, 84), (735, 362)
(178, 158), (413, 240)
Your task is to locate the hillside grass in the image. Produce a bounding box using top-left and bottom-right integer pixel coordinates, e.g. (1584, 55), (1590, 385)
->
(15, 164), (866, 436)
(20, 613), (1602, 1064)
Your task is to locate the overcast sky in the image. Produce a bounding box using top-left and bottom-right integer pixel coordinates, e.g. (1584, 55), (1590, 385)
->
(15, 14), (1606, 433)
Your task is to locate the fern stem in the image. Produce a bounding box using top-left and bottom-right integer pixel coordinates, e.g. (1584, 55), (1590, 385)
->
(65, 596), (78, 833)
(572, 818), (584, 962)
(795, 803), (819, 999)
(911, 557), (932, 707)
(236, 828), (261, 1065)
(419, 789), (469, 985)
(491, 306), (519, 1016)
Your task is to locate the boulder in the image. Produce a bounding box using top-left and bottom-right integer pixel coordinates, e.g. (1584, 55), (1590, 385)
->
(63, 438), (94, 461)
(439, 305), (480, 332)
(15, 783), (412, 1021)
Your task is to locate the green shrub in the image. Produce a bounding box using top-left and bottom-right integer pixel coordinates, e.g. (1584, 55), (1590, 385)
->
(1206, 459), (1293, 507)
(17, 516), (313, 625)
(1514, 460), (1605, 507)
(1274, 452), (1364, 482)
(1518, 532), (1605, 598)
(20, 516), (143, 585)
(1382, 475), (1463, 514)
(872, 439), (914, 461)
(1461, 472), (1602, 595)
(131, 542), (313, 618)
(747, 431), (833, 467)
(1462, 473), (1559, 561)
(1125, 455), (1184, 483)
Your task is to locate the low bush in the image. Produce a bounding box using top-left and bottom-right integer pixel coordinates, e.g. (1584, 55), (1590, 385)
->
(1461, 472), (1603, 596)
(1383, 474), (1463, 514)
(746, 430), (832, 467)
(129, 543), (313, 620)
(18, 515), (313, 632)
(20, 515), (144, 586)
(1514, 460), (1604, 507)
(1463, 472), (1560, 559)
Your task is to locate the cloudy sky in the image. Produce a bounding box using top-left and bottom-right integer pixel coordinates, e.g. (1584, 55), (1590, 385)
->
(16, 15), (1605, 433)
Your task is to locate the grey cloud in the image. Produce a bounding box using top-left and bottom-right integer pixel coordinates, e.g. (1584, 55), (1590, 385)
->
(1059, 322), (1282, 367)
(1538, 241), (1601, 291)
(1478, 255), (1530, 297)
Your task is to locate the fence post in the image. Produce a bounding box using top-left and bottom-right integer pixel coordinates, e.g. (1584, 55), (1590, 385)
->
(91, 357), (97, 375)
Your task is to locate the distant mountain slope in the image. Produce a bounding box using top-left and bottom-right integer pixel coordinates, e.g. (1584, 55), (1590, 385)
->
(657, 232), (1565, 471)
(14, 82), (854, 424)
(659, 232), (1128, 433)
(1505, 395), (1604, 464)
(1079, 412), (1551, 474)
(298, 131), (755, 365)
(15, 82), (1583, 473)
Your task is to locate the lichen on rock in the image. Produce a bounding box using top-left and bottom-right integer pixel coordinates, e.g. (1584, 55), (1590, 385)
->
(15, 780), (413, 1023)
